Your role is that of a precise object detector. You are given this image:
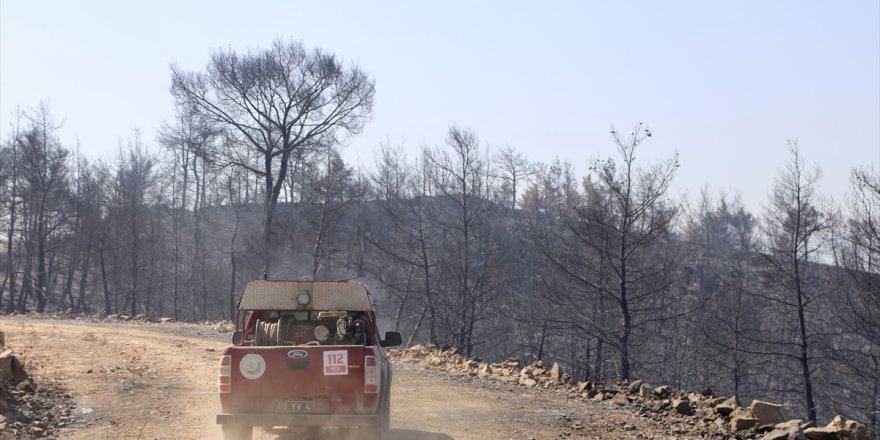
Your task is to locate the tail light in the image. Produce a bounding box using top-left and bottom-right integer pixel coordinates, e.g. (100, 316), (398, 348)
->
(364, 355), (379, 394)
(219, 355), (232, 393)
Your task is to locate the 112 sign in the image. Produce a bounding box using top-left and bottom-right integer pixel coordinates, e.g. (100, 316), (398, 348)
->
(323, 350), (348, 375)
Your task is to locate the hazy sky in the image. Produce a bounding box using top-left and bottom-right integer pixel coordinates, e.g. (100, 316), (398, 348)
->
(1, 1), (878, 212)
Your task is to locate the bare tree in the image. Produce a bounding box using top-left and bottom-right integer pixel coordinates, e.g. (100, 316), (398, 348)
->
(108, 132), (156, 317)
(170, 39), (375, 278)
(842, 167), (880, 345)
(65, 149), (104, 313)
(158, 103), (219, 319)
(493, 145), (533, 210)
(762, 142), (832, 422)
(522, 160), (598, 376)
(0, 109), (24, 312)
(364, 145), (443, 345)
(424, 126), (509, 355)
(303, 147), (360, 279)
(225, 169), (245, 321)
(687, 191), (762, 404)
(16, 104), (70, 312)
(540, 123), (679, 381)
(832, 167), (880, 432)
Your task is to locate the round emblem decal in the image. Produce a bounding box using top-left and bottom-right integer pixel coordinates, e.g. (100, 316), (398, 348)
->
(239, 353), (266, 380)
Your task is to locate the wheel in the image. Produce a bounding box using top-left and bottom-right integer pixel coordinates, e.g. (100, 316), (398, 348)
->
(222, 424), (253, 440)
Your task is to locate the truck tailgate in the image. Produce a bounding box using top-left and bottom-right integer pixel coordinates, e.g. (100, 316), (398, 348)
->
(219, 345), (381, 415)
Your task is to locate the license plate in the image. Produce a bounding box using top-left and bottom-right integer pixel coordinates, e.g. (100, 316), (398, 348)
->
(272, 400), (312, 413)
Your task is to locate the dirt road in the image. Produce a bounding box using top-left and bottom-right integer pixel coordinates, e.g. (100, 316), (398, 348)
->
(1, 317), (687, 439)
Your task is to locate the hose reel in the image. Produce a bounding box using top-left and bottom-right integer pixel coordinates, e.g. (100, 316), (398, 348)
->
(254, 319), (279, 346)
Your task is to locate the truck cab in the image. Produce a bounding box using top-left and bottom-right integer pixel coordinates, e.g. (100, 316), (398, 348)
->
(217, 280), (401, 440)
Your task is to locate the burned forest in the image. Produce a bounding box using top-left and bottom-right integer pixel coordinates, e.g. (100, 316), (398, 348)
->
(1, 39), (878, 434)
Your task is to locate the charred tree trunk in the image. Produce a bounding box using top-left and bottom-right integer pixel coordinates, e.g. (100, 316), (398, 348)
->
(794, 256), (816, 422)
(76, 243), (91, 313)
(35, 212), (47, 312)
(61, 255), (76, 310)
(3, 143), (17, 313)
(99, 239), (111, 314)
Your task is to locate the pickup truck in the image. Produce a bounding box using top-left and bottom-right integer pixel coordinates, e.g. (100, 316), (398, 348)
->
(217, 280), (402, 440)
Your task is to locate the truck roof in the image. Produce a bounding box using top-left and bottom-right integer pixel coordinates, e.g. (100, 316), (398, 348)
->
(238, 280), (374, 311)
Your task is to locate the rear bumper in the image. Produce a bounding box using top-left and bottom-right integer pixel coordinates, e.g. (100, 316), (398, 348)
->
(217, 413), (378, 428)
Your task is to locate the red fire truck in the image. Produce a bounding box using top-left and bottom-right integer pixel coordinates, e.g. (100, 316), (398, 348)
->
(217, 280), (402, 440)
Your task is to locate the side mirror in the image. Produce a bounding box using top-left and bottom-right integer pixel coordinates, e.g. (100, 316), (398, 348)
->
(381, 331), (402, 347)
(232, 330), (243, 345)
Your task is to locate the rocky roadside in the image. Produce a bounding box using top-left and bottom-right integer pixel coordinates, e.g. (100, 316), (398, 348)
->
(389, 345), (872, 440)
(0, 330), (76, 439)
